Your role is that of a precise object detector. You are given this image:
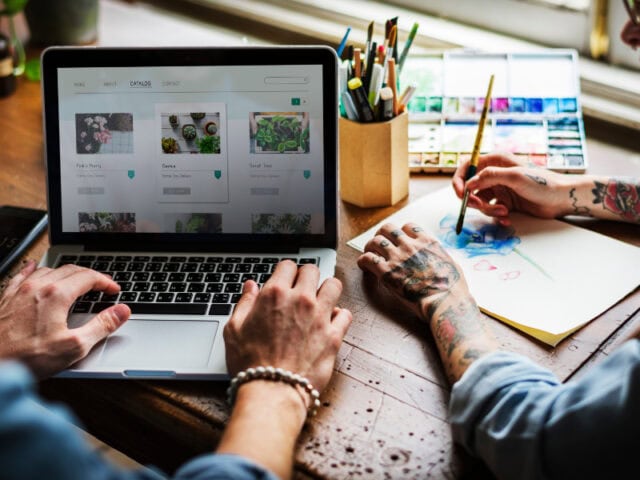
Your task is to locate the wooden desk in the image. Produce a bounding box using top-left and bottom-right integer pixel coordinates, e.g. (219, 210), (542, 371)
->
(2, 61), (640, 479)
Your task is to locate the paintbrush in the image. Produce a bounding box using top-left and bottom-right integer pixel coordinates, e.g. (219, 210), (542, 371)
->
(336, 26), (352, 57)
(381, 25), (397, 87)
(455, 74), (494, 235)
(364, 20), (374, 75)
(398, 22), (419, 75)
(623, 0), (639, 25)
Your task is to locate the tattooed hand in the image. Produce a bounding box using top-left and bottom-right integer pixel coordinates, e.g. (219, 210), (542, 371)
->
(357, 222), (498, 383)
(453, 153), (640, 225)
(357, 222), (468, 322)
(452, 153), (571, 225)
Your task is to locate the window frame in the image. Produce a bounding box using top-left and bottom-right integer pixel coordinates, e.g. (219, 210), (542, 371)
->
(387, 0), (591, 53)
(388, 0), (639, 70)
(161, 0), (640, 129)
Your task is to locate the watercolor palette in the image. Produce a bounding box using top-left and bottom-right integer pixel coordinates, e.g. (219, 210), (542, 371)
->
(400, 50), (587, 174)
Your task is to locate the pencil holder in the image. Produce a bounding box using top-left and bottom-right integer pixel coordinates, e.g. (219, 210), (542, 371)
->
(339, 112), (408, 208)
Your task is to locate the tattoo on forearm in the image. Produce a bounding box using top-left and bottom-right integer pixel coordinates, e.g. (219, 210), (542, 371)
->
(432, 298), (483, 357)
(569, 188), (591, 216)
(382, 249), (460, 303)
(462, 348), (486, 363)
(592, 179), (640, 222)
(525, 173), (547, 185)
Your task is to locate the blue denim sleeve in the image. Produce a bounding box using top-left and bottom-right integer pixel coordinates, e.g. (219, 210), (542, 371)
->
(0, 361), (280, 480)
(449, 339), (640, 480)
(0, 361), (164, 480)
(175, 454), (279, 480)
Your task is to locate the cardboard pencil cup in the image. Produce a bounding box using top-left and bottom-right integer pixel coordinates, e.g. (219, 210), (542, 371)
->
(339, 112), (409, 208)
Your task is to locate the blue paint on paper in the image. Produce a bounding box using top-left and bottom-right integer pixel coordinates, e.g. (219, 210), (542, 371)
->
(438, 214), (521, 257)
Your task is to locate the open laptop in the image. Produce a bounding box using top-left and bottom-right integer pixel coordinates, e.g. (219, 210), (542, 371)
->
(39, 46), (338, 379)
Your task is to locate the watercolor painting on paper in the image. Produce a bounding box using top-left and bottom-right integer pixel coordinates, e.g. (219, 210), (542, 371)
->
(347, 187), (640, 346)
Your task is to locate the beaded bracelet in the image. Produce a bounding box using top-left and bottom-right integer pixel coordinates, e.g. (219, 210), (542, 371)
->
(226, 366), (321, 418)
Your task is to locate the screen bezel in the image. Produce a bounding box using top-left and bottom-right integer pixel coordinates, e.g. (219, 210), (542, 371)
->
(41, 46), (338, 252)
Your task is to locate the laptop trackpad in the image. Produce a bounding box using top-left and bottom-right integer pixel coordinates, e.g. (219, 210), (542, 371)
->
(97, 319), (218, 370)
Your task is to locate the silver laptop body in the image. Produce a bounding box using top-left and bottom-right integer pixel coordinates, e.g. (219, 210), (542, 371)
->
(39, 46), (339, 379)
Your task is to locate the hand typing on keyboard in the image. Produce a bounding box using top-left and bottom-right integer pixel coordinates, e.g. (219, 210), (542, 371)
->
(62, 254), (320, 317)
(218, 260), (352, 478)
(0, 261), (130, 379)
(224, 260), (352, 390)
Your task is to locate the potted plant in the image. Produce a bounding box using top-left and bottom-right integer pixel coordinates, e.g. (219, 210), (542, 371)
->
(190, 112), (205, 121)
(169, 114), (179, 127)
(0, 0), (28, 77)
(182, 124), (197, 141)
(24, 0), (98, 46)
(196, 135), (220, 154)
(204, 121), (217, 135)
(161, 137), (179, 154)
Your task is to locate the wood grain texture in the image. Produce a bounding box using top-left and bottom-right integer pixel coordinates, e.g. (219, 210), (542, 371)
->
(3, 46), (639, 479)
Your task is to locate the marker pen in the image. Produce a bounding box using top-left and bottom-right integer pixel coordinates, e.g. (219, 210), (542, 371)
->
(367, 63), (383, 108)
(378, 86), (394, 121)
(348, 77), (375, 122)
(341, 91), (359, 121)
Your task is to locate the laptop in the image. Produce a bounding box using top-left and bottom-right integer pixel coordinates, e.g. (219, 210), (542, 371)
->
(38, 46), (339, 379)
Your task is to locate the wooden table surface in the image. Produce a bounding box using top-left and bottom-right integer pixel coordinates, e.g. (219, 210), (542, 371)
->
(2, 70), (639, 479)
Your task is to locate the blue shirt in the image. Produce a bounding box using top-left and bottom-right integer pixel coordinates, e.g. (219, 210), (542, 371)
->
(0, 361), (278, 480)
(449, 339), (640, 480)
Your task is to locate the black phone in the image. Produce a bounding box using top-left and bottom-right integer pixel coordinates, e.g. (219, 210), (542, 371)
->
(0, 206), (48, 277)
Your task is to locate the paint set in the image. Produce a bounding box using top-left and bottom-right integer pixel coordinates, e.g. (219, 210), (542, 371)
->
(401, 50), (587, 173)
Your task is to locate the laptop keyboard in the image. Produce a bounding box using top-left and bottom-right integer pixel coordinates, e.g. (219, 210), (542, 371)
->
(55, 254), (318, 316)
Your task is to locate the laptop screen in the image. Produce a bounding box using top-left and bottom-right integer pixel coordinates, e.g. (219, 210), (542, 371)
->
(42, 47), (338, 251)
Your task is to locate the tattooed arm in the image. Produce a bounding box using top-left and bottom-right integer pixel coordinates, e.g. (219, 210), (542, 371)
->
(562, 176), (640, 223)
(357, 223), (498, 384)
(453, 153), (640, 225)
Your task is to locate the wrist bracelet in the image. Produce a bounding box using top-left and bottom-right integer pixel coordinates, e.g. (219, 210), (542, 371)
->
(226, 366), (321, 418)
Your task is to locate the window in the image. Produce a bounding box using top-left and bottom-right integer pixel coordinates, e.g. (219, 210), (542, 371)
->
(389, 0), (591, 53)
(388, 0), (638, 70)
(161, 0), (640, 128)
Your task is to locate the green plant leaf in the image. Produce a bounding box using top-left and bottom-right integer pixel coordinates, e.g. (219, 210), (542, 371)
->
(0, 0), (29, 16)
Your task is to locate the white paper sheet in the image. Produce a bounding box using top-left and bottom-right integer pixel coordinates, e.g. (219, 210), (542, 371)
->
(348, 187), (640, 346)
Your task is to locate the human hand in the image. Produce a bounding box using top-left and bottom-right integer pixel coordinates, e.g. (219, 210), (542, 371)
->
(452, 153), (571, 225)
(0, 261), (130, 379)
(621, 19), (640, 49)
(357, 223), (498, 384)
(223, 261), (352, 394)
(357, 222), (474, 323)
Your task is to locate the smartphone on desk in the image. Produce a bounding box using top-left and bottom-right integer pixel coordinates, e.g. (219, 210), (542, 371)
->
(0, 206), (48, 277)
